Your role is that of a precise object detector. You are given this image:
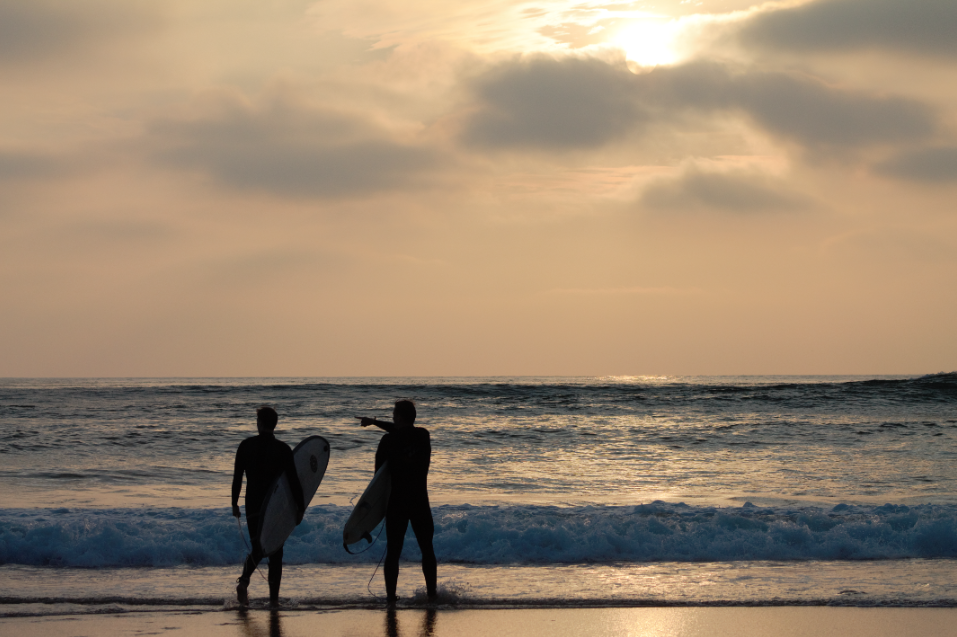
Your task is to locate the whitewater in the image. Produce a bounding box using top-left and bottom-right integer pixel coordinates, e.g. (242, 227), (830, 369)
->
(1, 374), (956, 612)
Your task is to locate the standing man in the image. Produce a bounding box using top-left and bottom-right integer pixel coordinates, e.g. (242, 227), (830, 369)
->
(232, 405), (305, 607)
(358, 400), (437, 603)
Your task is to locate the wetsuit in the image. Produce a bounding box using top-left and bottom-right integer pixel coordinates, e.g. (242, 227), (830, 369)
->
(232, 432), (304, 599)
(375, 426), (437, 599)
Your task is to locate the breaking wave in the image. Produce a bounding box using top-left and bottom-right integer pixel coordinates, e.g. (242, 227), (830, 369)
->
(3, 501), (957, 568)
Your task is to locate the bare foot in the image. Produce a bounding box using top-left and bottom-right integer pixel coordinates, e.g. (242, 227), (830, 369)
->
(236, 579), (249, 607)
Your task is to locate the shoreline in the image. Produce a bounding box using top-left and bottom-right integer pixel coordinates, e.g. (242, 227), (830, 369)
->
(5, 607), (957, 637)
(5, 560), (957, 610)
(6, 596), (957, 619)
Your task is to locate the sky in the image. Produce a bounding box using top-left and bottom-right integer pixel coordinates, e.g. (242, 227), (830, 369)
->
(1, 0), (955, 377)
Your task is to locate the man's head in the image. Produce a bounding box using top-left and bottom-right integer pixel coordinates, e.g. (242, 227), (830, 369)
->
(257, 405), (279, 434)
(393, 400), (416, 429)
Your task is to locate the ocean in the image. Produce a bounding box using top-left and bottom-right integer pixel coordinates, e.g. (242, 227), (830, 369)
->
(2, 374), (957, 613)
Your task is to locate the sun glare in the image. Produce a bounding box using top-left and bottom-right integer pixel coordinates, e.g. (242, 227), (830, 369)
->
(613, 19), (680, 67)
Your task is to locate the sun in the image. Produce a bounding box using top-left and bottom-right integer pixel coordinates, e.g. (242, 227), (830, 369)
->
(612, 18), (680, 67)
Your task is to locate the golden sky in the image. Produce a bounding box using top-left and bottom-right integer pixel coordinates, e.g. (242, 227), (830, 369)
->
(1, 0), (955, 376)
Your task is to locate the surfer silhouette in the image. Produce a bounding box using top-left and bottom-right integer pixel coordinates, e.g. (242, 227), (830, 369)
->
(357, 400), (438, 603)
(232, 405), (305, 607)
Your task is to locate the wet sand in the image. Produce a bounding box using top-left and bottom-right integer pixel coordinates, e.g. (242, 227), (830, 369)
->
(5, 607), (957, 637)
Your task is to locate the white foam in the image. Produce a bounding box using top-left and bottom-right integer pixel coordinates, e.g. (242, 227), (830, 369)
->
(2, 502), (957, 567)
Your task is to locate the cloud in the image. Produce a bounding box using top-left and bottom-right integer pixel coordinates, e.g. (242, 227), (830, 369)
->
(649, 62), (936, 149)
(463, 55), (644, 150)
(149, 92), (439, 199)
(461, 56), (936, 152)
(537, 22), (610, 50)
(639, 168), (811, 213)
(0, 0), (161, 64)
(0, 149), (68, 181)
(874, 147), (957, 183)
(738, 0), (957, 58)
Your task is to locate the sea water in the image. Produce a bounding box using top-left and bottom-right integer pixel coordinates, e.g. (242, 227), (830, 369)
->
(1, 375), (956, 613)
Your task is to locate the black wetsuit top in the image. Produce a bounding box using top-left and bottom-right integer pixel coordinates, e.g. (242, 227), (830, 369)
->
(232, 433), (305, 520)
(375, 426), (431, 508)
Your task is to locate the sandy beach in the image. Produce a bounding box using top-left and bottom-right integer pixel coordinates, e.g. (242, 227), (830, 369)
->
(5, 607), (957, 637)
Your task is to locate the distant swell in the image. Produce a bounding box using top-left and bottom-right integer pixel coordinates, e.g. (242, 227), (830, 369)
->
(3, 502), (957, 567)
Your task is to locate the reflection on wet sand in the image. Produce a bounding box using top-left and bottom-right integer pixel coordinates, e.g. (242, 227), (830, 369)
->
(233, 607), (437, 637)
(238, 609), (284, 637)
(386, 607), (437, 637)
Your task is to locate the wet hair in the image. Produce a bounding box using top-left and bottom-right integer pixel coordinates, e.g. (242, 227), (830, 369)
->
(257, 405), (279, 431)
(394, 399), (416, 424)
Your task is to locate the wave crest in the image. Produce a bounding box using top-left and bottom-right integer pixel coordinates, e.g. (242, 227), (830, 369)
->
(3, 502), (957, 567)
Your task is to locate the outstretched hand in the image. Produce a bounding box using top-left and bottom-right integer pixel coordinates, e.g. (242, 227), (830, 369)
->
(356, 416), (375, 427)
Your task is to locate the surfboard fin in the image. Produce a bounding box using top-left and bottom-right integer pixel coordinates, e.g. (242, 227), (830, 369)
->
(362, 532), (373, 544)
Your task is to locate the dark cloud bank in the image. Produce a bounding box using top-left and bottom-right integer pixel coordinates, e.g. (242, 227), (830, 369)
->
(0, 149), (68, 181)
(464, 56), (644, 149)
(150, 97), (437, 198)
(0, 0), (160, 63)
(876, 147), (957, 183)
(463, 56), (936, 152)
(739, 0), (957, 58)
(462, 53), (939, 211)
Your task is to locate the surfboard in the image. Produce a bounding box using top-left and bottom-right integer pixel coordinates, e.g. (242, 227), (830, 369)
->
(258, 435), (330, 557)
(343, 462), (391, 548)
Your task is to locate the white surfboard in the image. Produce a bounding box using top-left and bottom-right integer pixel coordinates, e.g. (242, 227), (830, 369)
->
(259, 435), (330, 556)
(343, 462), (391, 549)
